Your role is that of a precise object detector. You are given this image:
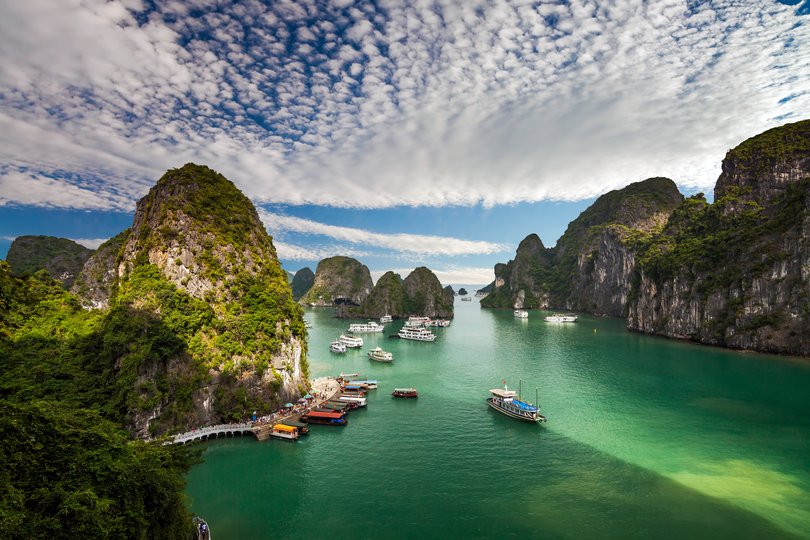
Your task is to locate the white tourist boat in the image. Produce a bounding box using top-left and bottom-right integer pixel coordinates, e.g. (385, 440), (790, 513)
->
(367, 347), (394, 363)
(330, 340), (347, 353)
(461, 296), (472, 301)
(487, 381), (546, 423)
(338, 395), (368, 407)
(349, 379), (378, 389)
(339, 334), (364, 348)
(270, 423), (300, 440)
(348, 321), (385, 333)
(513, 310), (529, 318)
(543, 314), (578, 323)
(425, 319), (451, 327)
(304, 320), (313, 328)
(379, 314), (393, 324)
(397, 326), (436, 342)
(405, 316), (431, 327)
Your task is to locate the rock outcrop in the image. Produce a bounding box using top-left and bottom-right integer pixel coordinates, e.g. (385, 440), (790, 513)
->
(291, 267), (315, 301)
(628, 120), (810, 356)
(5, 235), (92, 287)
(457, 287), (466, 295)
(113, 163), (308, 436)
(70, 231), (128, 309)
(402, 266), (454, 318)
(359, 271), (407, 318)
(480, 233), (555, 309)
(299, 256), (373, 307)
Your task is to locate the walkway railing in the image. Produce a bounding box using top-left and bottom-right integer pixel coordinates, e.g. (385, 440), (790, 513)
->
(167, 422), (254, 445)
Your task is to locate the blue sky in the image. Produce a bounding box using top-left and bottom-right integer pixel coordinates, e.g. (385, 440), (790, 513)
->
(1, 1), (808, 284)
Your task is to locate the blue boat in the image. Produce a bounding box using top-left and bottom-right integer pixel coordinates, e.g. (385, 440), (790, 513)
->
(487, 381), (546, 423)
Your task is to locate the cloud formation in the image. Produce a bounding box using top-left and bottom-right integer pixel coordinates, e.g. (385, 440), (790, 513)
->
(259, 210), (508, 256)
(371, 266), (495, 286)
(0, 1), (808, 210)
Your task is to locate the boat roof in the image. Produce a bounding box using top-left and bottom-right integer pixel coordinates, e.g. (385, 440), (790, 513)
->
(273, 423), (297, 432)
(393, 387), (417, 392)
(304, 410), (343, 418)
(489, 388), (517, 398)
(280, 420), (306, 427)
(350, 380), (378, 384)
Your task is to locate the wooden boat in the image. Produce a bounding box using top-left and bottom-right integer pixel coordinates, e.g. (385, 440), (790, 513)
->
(300, 410), (347, 426)
(278, 419), (309, 435)
(486, 381), (546, 423)
(392, 388), (418, 398)
(368, 347), (394, 363)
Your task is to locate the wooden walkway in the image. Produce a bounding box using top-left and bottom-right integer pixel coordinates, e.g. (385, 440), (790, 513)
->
(164, 377), (342, 445)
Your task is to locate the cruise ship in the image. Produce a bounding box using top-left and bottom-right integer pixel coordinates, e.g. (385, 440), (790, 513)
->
(425, 319), (451, 327)
(513, 310), (529, 318)
(338, 334), (364, 348)
(348, 321), (385, 333)
(330, 340), (347, 353)
(379, 314), (393, 324)
(404, 316), (430, 327)
(397, 326), (436, 341)
(544, 314), (578, 323)
(487, 382), (546, 423)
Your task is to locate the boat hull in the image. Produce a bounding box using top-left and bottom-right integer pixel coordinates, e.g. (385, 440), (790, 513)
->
(486, 398), (546, 423)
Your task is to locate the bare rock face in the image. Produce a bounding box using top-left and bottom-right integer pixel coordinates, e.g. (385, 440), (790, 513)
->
(70, 231), (128, 309)
(299, 256), (373, 307)
(715, 120), (810, 205)
(629, 120), (810, 356)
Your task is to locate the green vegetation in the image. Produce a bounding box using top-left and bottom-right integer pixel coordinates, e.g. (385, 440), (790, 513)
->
(300, 256), (372, 305)
(723, 119), (810, 177)
(6, 236), (92, 287)
(291, 267), (315, 301)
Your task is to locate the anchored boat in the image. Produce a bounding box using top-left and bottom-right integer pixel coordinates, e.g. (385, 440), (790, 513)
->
(368, 346), (394, 363)
(348, 321), (385, 333)
(338, 334), (364, 348)
(392, 388), (418, 398)
(513, 310), (529, 318)
(544, 314), (577, 323)
(397, 326), (436, 341)
(330, 340), (347, 353)
(487, 381), (546, 423)
(270, 423), (300, 441)
(380, 314), (393, 324)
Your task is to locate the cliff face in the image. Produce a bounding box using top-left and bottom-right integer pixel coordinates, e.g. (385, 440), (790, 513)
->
(299, 256), (373, 307)
(6, 235), (92, 287)
(291, 267), (315, 301)
(402, 267), (454, 318)
(70, 231), (128, 309)
(359, 271), (407, 318)
(481, 234), (553, 309)
(113, 164), (308, 436)
(628, 120), (810, 355)
(482, 178), (682, 314)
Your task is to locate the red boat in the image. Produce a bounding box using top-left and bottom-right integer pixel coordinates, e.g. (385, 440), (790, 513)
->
(300, 410), (348, 426)
(392, 388), (418, 398)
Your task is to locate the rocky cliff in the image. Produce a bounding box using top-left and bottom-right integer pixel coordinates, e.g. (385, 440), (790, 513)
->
(403, 267), (454, 318)
(70, 231), (128, 309)
(628, 120), (810, 355)
(5, 235), (92, 287)
(481, 233), (554, 309)
(299, 256), (373, 307)
(359, 271), (407, 318)
(291, 266), (315, 301)
(112, 163), (308, 436)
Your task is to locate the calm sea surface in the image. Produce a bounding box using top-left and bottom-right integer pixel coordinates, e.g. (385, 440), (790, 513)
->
(186, 293), (810, 539)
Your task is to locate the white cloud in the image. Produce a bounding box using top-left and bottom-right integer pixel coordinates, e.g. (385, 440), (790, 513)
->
(272, 240), (370, 261)
(71, 238), (110, 250)
(260, 210), (509, 256)
(0, 0), (808, 211)
(370, 266), (494, 286)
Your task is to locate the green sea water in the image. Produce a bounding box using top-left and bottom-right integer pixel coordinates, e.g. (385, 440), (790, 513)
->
(186, 295), (810, 539)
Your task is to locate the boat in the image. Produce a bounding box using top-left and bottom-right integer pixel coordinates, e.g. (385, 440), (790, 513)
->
(193, 516), (211, 539)
(349, 379), (378, 389)
(270, 423), (300, 441)
(514, 310), (529, 318)
(304, 320), (312, 328)
(486, 381), (546, 423)
(338, 334), (364, 348)
(348, 321), (385, 333)
(425, 319), (451, 327)
(544, 314), (577, 323)
(461, 297), (472, 301)
(300, 410), (348, 426)
(338, 395), (367, 407)
(404, 316), (430, 327)
(397, 326), (436, 341)
(330, 340), (347, 353)
(277, 419), (309, 435)
(392, 388), (418, 398)
(380, 314), (393, 324)
(368, 346), (394, 363)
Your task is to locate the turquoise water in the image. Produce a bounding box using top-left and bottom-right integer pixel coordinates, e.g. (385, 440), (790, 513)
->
(186, 295), (810, 539)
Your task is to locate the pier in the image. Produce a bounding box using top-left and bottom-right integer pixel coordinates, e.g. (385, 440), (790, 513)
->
(164, 377), (342, 445)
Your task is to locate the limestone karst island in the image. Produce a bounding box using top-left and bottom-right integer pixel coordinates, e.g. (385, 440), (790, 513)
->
(2, 2), (810, 539)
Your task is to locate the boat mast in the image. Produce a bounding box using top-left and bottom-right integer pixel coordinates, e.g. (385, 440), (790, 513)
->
(535, 388), (538, 407)
(519, 379), (522, 400)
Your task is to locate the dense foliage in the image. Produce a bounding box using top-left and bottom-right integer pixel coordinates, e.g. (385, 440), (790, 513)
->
(0, 266), (198, 538)
(6, 236), (92, 287)
(723, 119), (810, 177)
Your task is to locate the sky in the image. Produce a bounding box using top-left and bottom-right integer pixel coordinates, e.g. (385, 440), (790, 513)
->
(1, 0), (808, 285)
